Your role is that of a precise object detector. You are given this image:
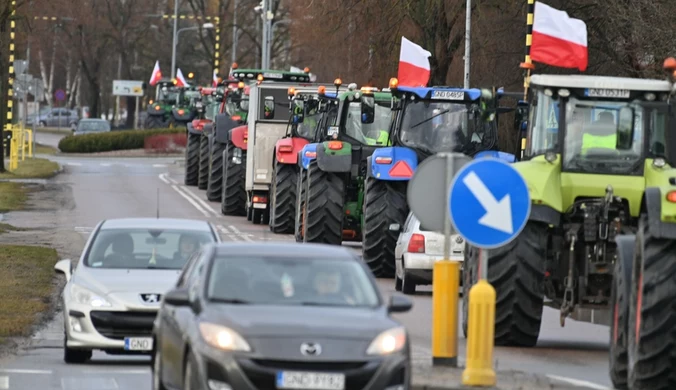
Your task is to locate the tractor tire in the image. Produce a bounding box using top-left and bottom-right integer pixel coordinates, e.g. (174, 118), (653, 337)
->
(220, 143), (247, 216)
(145, 115), (165, 129)
(197, 135), (210, 190)
(362, 178), (408, 278)
(184, 133), (200, 186)
(463, 222), (546, 347)
(627, 216), (676, 390)
(294, 167), (307, 242)
(303, 160), (344, 245)
(206, 140), (225, 202)
(270, 160), (298, 234)
(609, 236), (633, 390)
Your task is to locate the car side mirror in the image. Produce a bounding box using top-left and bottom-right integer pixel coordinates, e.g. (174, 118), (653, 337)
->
(163, 288), (191, 307)
(616, 106), (635, 150)
(388, 294), (412, 313)
(54, 259), (73, 282)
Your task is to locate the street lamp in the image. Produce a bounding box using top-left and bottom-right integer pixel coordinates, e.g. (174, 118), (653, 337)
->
(170, 22), (214, 79)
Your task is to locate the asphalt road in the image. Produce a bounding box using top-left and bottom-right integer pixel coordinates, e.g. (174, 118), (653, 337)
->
(0, 152), (613, 390)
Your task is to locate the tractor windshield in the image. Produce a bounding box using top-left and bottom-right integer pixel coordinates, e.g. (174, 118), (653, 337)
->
(205, 102), (220, 121)
(296, 97), (322, 139)
(157, 87), (178, 103)
(399, 101), (478, 154)
(178, 90), (200, 106)
(226, 91), (249, 116)
(344, 101), (391, 145)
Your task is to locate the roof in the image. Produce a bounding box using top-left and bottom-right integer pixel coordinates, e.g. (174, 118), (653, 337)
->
(339, 90), (392, 101)
(529, 74), (673, 91)
(395, 86), (482, 100)
(212, 242), (357, 259)
(100, 218), (212, 231)
(231, 69), (311, 83)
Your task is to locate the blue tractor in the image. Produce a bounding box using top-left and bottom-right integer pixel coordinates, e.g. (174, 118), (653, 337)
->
(361, 79), (517, 277)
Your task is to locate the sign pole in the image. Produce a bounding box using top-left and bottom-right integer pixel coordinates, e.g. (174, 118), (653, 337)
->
(134, 96), (140, 130)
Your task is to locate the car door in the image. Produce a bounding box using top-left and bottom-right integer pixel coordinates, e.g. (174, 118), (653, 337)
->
(161, 250), (202, 388)
(61, 110), (73, 127)
(46, 110), (58, 126)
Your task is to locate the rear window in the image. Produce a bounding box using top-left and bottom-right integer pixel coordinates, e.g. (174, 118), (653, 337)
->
(258, 88), (292, 122)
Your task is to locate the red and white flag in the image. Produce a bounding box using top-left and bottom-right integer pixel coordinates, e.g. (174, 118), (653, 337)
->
(176, 68), (188, 87)
(531, 2), (588, 71)
(149, 61), (162, 86)
(397, 37), (432, 87)
(212, 70), (219, 87)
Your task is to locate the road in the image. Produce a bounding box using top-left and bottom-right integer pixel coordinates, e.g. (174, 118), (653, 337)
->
(0, 148), (612, 389)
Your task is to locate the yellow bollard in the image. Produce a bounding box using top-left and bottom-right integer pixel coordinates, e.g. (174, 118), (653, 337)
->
(25, 129), (32, 157)
(19, 129), (25, 161)
(431, 260), (460, 365)
(9, 130), (19, 170)
(462, 275), (497, 386)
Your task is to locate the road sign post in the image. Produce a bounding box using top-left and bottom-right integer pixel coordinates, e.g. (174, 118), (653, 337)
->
(407, 152), (472, 367)
(449, 158), (530, 387)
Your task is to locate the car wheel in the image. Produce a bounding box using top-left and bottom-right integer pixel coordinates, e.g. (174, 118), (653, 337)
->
(63, 332), (92, 364)
(401, 270), (416, 295)
(152, 342), (168, 390)
(183, 351), (203, 390)
(395, 273), (402, 291)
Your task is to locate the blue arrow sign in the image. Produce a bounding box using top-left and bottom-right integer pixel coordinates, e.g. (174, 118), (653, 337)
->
(449, 158), (530, 249)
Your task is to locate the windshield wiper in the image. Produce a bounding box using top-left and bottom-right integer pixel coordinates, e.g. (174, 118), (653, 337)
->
(209, 298), (251, 304)
(299, 301), (352, 307)
(410, 109), (450, 129)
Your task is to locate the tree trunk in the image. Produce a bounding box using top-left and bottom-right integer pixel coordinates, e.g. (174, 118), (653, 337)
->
(48, 35), (56, 106)
(125, 96), (136, 129)
(87, 80), (101, 119)
(38, 49), (53, 106)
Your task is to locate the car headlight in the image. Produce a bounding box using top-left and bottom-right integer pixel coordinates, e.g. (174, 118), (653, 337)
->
(199, 323), (251, 352)
(69, 283), (112, 307)
(366, 326), (407, 355)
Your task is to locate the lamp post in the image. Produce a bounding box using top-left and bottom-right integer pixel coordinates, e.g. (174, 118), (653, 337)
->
(171, 22), (214, 79)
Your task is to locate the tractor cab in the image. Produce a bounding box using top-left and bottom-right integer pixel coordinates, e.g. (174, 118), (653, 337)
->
(285, 85), (347, 142)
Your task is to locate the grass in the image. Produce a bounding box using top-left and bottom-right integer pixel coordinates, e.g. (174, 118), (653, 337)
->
(0, 182), (27, 212)
(0, 157), (60, 179)
(0, 223), (27, 234)
(0, 245), (59, 340)
(34, 144), (57, 155)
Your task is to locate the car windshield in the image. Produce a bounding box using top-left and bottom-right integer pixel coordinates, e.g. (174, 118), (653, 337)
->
(85, 228), (215, 269)
(77, 121), (109, 132)
(296, 97), (322, 139)
(207, 256), (380, 307)
(344, 101), (391, 145)
(399, 101), (474, 154)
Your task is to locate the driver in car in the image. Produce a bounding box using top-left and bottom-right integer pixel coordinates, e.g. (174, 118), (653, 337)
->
(581, 111), (616, 152)
(173, 234), (200, 263)
(104, 233), (135, 268)
(312, 267), (356, 305)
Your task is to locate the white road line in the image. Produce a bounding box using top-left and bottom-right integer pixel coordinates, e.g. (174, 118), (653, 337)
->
(0, 369), (52, 374)
(82, 369), (148, 375)
(216, 224), (241, 241)
(171, 185), (211, 217)
(0, 376), (7, 390)
(546, 375), (611, 390)
(100, 163), (111, 167)
(181, 186), (220, 217)
(227, 225), (254, 242)
(158, 173), (171, 185)
(67, 162), (81, 166)
(166, 175), (178, 185)
(153, 164), (167, 168)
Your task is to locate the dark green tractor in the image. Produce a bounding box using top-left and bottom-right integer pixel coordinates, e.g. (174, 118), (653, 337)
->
(145, 79), (179, 128)
(169, 86), (201, 127)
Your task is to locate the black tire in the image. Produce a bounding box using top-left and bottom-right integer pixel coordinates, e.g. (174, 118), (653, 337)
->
(464, 222), (546, 347)
(394, 271), (402, 291)
(294, 167), (307, 242)
(609, 238), (631, 390)
(184, 133), (200, 186)
(220, 143), (247, 216)
(206, 140), (225, 202)
(197, 135), (210, 190)
(303, 160), (344, 245)
(401, 268), (415, 295)
(627, 216), (676, 390)
(63, 332), (91, 364)
(145, 115), (165, 129)
(362, 178), (408, 278)
(270, 160), (298, 234)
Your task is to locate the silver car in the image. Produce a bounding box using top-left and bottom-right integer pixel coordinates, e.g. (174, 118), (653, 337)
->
(54, 218), (221, 364)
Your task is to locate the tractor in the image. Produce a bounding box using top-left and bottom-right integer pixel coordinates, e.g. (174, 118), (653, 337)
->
(268, 84), (348, 234)
(362, 78), (516, 277)
(456, 60), (676, 390)
(169, 86), (201, 127)
(294, 80), (393, 246)
(184, 87), (220, 186)
(145, 79), (179, 128)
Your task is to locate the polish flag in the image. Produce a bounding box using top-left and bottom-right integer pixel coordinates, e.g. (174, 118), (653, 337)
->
(531, 2), (588, 71)
(212, 70), (219, 87)
(397, 37), (432, 87)
(149, 61), (162, 86)
(176, 68), (188, 87)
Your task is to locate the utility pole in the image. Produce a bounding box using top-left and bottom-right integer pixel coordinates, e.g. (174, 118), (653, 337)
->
(261, 0), (268, 70)
(115, 54), (121, 126)
(231, 0), (238, 64)
(170, 0), (179, 78)
(463, 0), (471, 89)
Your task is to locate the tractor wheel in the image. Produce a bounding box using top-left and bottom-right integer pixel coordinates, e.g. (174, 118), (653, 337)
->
(206, 140), (225, 202)
(220, 143), (247, 216)
(294, 167), (306, 242)
(184, 133), (200, 186)
(270, 160), (298, 234)
(627, 216), (676, 390)
(463, 222), (546, 347)
(362, 178), (408, 278)
(197, 135), (210, 190)
(145, 115), (164, 129)
(303, 160), (344, 245)
(609, 236), (634, 390)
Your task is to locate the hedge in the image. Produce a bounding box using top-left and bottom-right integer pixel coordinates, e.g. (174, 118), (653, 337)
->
(58, 128), (184, 153)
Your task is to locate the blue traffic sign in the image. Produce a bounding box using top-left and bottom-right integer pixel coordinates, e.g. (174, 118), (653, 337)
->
(449, 158), (530, 249)
(54, 89), (66, 101)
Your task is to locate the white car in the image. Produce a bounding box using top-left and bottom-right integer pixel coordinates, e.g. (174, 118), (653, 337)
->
(394, 212), (465, 294)
(54, 218), (221, 364)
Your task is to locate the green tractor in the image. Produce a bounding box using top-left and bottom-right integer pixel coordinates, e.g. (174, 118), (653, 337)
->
(145, 79), (179, 128)
(458, 66), (676, 390)
(170, 86), (201, 127)
(295, 81), (392, 245)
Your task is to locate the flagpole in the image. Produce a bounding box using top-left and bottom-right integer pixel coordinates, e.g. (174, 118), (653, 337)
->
(519, 0), (536, 101)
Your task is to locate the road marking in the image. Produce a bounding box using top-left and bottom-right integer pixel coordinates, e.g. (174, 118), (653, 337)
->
(180, 186), (220, 217)
(74, 227), (93, 234)
(67, 162), (81, 166)
(153, 164), (167, 168)
(82, 369), (149, 375)
(166, 175), (178, 185)
(216, 224), (242, 241)
(228, 225), (254, 242)
(171, 185), (211, 217)
(0, 369), (52, 374)
(546, 375), (611, 390)
(100, 163), (111, 167)
(61, 377), (118, 390)
(158, 173), (171, 185)
(0, 377), (7, 390)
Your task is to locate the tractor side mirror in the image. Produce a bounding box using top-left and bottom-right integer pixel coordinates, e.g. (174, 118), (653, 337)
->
(264, 96), (275, 119)
(361, 96), (375, 124)
(616, 106), (635, 150)
(292, 99), (304, 124)
(479, 88), (497, 122)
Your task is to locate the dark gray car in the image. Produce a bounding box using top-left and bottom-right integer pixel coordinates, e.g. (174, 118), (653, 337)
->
(151, 242), (413, 390)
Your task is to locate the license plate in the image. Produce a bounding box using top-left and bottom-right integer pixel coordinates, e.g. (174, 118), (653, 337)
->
(431, 90), (464, 100)
(276, 371), (345, 390)
(263, 72), (284, 79)
(584, 88), (630, 98)
(253, 203), (267, 209)
(124, 337), (153, 351)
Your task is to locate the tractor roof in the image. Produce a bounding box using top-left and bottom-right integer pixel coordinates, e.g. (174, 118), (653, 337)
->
(530, 74), (672, 92)
(339, 90), (392, 101)
(393, 86), (482, 101)
(231, 69), (311, 83)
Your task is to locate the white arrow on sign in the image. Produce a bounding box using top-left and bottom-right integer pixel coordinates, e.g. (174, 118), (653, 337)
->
(462, 171), (513, 234)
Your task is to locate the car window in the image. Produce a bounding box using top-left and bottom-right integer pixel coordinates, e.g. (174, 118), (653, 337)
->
(176, 250), (202, 287)
(85, 228), (215, 269)
(207, 256), (380, 307)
